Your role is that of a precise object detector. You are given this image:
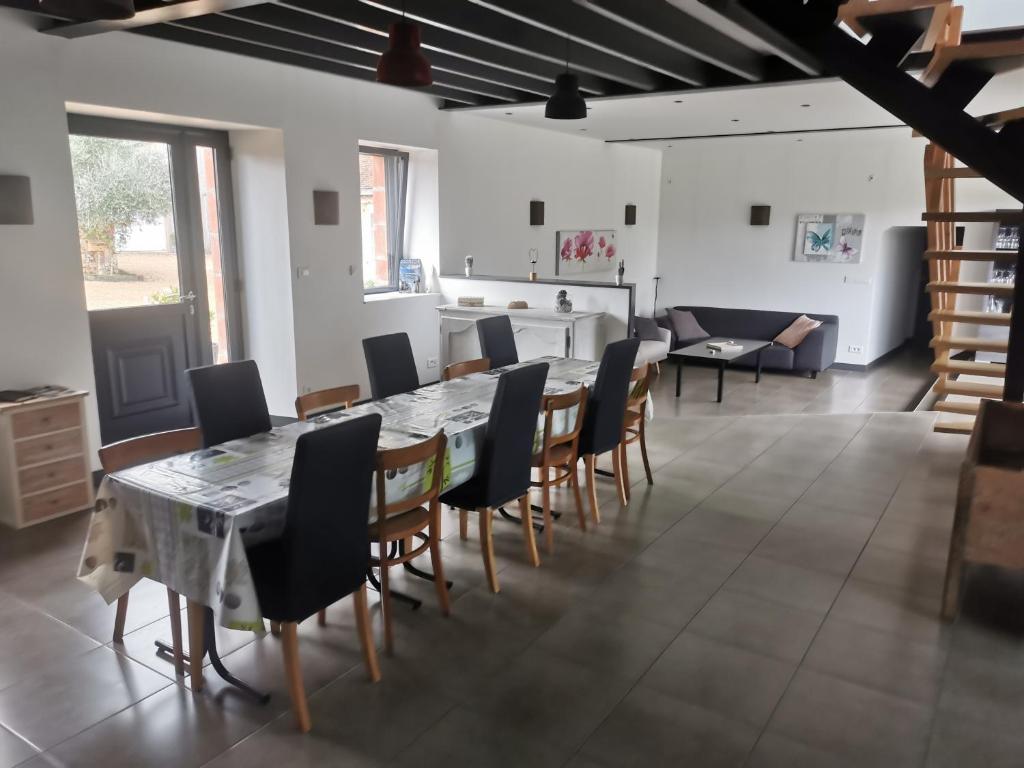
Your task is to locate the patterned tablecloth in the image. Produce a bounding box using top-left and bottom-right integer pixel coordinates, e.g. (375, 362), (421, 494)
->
(77, 357), (605, 631)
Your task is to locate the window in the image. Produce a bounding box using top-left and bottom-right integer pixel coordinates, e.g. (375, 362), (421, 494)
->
(359, 146), (409, 294)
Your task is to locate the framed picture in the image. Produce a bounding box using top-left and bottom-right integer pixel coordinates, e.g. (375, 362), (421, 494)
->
(398, 258), (423, 293)
(556, 229), (617, 277)
(793, 214), (865, 263)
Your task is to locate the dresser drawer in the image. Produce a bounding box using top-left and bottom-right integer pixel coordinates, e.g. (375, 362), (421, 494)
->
(18, 456), (88, 496)
(21, 482), (91, 522)
(15, 429), (83, 468)
(11, 402), (80, 439)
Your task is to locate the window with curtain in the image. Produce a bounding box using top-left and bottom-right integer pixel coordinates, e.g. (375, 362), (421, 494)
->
(359, 147), (409, 294)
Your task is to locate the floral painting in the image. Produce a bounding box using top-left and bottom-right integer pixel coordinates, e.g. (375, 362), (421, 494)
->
(555, 229), (618, 277)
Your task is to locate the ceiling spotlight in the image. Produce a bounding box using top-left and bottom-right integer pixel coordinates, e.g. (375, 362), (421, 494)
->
(505, 111), (513, 115)
(674, 99), (683, 104)
(377, 18), (432, 87)
(731, 118), (740, 122)
(801, 103), (811, 107)
(545, 37), (587, 120)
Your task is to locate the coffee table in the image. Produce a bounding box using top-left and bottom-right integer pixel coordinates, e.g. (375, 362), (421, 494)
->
(670, 338), (773, 403)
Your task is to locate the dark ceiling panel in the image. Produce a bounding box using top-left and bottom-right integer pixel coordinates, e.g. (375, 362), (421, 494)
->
(43, 0), (267, 38)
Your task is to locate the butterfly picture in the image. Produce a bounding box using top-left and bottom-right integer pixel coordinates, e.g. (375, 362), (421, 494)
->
(836, 236), (858, 261)
(804, 223), (834, 255)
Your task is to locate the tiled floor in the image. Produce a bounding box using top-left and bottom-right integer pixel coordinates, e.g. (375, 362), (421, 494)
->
(3, 353), (1019, 767)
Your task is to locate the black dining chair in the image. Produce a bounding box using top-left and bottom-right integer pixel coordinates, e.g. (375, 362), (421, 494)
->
(187, 360), (272, 447)
(246, 414), (383, 733)
(476, 314), (519, 369)
(363, 332), (419, 400)
(578, 338), (641, 524)
(440, 362), (548, 593)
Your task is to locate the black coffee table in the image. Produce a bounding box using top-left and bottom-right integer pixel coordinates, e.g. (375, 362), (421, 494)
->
(670, 338), (773, 403)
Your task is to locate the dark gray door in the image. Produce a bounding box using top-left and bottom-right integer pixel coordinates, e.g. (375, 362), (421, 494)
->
(69, 115), (242, 445)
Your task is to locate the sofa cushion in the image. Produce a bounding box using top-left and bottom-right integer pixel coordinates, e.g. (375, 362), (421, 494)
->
(774, 315), (822, 349)
(633, 316), (662, 341)
(668, 309), (710, 343)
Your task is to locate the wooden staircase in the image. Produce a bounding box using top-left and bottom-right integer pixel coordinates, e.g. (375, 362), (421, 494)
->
(839, 0), (1023, 435)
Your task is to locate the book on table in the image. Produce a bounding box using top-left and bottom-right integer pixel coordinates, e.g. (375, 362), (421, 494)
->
(706, 341), (743, 353)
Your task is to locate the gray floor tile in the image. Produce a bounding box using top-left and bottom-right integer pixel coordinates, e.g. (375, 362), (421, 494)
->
(746, 732), (858, 768)
(668, 508), (773, 553)
(725, 556), (845, 615)
(925, 709), (1024, 768)
(0, 726), (37, 768)
(829, 580), (949, 647)
(753, 525), (866, 578)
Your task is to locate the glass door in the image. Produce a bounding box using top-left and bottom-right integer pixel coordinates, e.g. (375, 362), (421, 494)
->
(68, 115), (242, 442)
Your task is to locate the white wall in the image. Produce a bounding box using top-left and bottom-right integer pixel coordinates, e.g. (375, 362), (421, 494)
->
(0, 8), (662, 466)
(655, 127), (1018, 365)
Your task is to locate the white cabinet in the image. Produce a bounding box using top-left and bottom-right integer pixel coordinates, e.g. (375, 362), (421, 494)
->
(437, 305), (603, 367)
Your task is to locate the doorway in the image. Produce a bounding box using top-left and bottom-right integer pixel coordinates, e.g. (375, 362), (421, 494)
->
(68, 115), (243, 444)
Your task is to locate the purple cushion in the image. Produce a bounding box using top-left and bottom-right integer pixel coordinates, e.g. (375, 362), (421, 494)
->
(668, 309), (710, 343)
(633, 316), (661, 342)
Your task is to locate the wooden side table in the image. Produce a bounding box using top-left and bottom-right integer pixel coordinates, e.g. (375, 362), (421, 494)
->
(0, 391), (95, 528)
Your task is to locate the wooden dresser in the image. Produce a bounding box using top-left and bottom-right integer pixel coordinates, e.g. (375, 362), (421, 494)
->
(0, 391), (94, 528)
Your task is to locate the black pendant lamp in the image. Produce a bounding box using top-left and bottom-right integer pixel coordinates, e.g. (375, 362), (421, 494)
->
(376, 4), (432, 88)
(545, 37), (587, 120)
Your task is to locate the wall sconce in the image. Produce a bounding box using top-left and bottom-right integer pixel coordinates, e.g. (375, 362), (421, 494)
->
(529, 200), (545, 226)
(750, 205), (771, 226)
(0, 176), (33, 225)
(624, 204), (637, 226)
(313, 190), (339, 225)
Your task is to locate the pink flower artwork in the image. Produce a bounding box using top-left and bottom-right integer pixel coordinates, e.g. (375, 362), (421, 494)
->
(598, 235), (607, 249)
(560, 237), (573, 261)
(605, 244), (616, 261)
(555, 229), (617, 277)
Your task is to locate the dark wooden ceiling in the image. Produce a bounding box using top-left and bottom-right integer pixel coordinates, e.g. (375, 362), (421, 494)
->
(5, 0), (1017, 109)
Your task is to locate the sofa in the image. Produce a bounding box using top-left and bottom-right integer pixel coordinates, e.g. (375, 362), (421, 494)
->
(658, 306), (839, 377)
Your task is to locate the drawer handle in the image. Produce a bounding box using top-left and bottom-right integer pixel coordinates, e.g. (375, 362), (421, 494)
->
(41, 416), (51, 423)
(44, 444), (53, 451)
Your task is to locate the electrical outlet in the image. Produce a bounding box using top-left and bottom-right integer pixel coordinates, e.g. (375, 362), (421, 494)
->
(848, 345), (864, 355)
(426, 357), (439, 369)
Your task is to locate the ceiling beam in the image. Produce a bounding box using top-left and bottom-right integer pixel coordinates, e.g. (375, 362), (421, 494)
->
(282, 0), (614, 95)
(469, 0), (707, 86)
(224, 4), (552, 97)
(135, 22), (487, 105)
(572, 0), (765, 81)
(694, 0), (823, 75)
(357, 0), (670, 91)
(43, 0), (267, 38)
(178, 13), (525, 101)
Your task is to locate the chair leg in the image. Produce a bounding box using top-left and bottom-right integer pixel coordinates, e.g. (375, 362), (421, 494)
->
(112, 592), (129, 643)
(280, 622), (312, 733)
(570, 467), (587, 532)
(270, 621), (282, 637)
(519, 492), (540, 567)
(542, 468), (554, 555)
(459, 508), (469, 541)
(479, 507), (499, 593)
(166, 589), (184, 677)
(316, 609), (326, 627)
(611, 445), (628, 507)
(379, 557), (393, 655)
(429, 512), (451, 617)
(639, 421), (654, 485)
(185, 599), (205, 693)
(353, 584), (381, 682)
(583, 454), (600, 525)
(620, 441), (632, 502)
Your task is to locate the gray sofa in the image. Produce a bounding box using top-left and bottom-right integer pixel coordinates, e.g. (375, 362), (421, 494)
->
(658, 306), (839, 377)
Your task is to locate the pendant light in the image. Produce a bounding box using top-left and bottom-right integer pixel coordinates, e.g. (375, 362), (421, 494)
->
(376, 2), (432, 88)
(545, 36), (587, 120)
(38, 0), (134, 19)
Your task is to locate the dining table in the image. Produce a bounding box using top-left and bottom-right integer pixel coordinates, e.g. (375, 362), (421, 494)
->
(76, 356), (607, 694)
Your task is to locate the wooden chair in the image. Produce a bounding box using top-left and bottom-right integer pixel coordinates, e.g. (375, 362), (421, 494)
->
(99, 427), (203, 677)
(442, 357), (490, 382)
(531, 386), (588, 553)
(620, 363), (654, 502)
(295, 384), (360, 420)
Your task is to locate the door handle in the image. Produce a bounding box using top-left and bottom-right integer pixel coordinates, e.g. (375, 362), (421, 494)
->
(179, 291), (197, 314)
(179, 291), (197, 302)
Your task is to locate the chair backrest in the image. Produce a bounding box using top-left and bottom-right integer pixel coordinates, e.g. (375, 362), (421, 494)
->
(476, 315), (519, 369)
(538, 386), (588, 462)
(442, 357), (490, 382)
(99, 427), (203, 474)
(627, 363), (651, 414)
(579, 338), (641, 457)
(278, 414), (382, 620)
(295, 384), (360, 421)
(187, 360), (272, 448)
(374, 431), (447, 525)
(476, 362), (548, 508)
(363, 333), (419, 400)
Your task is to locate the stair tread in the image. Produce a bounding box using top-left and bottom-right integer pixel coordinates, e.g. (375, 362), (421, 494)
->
(926, 281), (1015, 297)
(922, 211), (1024, 223)
(977, 105), (1024, 128)
(838, 0), (951, 49)
(932, 359), (1007, 378)
(930, 336), (1009, 352)
(936, 379), (1005, 398)
(923, 39), (1024, 87)
(929, 309), (1012, 326)
(934, 420), (975, 435)
(935, 400), (982, 415)
(923, 166), (983, 178)
(924, 249), (1019, 261)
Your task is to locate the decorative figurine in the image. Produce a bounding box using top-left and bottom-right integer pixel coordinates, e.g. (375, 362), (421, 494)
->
(528, 248), (539, 281)
(465, 254), (474, 277)
(555, 289), (573, 313)
(615, 259), (625, 286)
